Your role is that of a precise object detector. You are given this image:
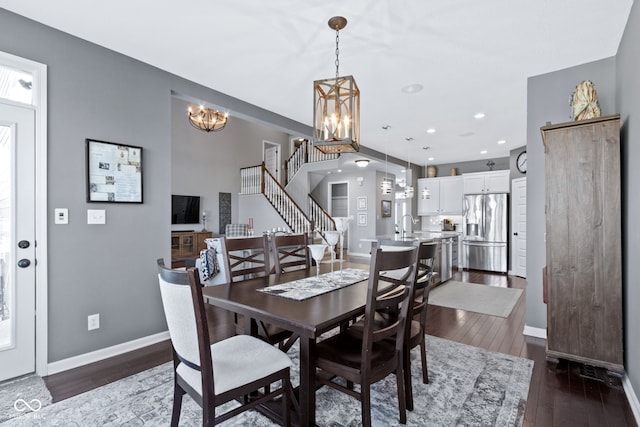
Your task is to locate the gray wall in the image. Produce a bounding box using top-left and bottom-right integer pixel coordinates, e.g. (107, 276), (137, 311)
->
(616, 0), (640, 402)
(310, 170), (397, 255)
(0, 9), (307, 362)
(171, 97), (290, 234)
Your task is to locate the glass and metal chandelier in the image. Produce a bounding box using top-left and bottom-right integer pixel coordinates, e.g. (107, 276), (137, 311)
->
(188, 105), (228, 132)
(313, 16), (360, 154)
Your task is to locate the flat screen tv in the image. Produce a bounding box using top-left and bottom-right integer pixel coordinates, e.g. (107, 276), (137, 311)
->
(171, 194), (200, 224)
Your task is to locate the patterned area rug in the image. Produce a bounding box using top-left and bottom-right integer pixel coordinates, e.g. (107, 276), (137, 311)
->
(1, 336), (533, 426)
(430, 281), (524, 318)
(0, 375), (52, 423)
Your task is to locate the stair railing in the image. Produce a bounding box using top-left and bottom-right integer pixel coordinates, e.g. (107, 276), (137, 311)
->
(286, 140), (339, 183)
(309, 195), (336, 233)
(240, 163), (313, 234)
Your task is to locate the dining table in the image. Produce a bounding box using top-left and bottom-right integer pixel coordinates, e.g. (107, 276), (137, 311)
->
(201, 261), (370, 426)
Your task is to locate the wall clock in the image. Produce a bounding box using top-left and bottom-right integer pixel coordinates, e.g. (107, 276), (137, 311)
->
(517, 151), (527, 173)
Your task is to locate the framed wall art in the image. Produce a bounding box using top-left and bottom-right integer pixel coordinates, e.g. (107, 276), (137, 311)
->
(357, 212), (367, 226)
(86, 139), (143, 203)
(381, 200), (392, 217)
(357, 196), (367, 210)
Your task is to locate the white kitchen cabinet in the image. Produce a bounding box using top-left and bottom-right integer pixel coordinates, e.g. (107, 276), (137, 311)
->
(417, 176), (463, 215)
(462, 170), (510, 194)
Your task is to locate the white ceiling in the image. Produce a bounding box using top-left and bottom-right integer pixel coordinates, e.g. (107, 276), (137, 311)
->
(1, 1), (632, 166)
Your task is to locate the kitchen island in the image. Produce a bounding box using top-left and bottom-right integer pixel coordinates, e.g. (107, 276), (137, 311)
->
(361, 232), (461, 284)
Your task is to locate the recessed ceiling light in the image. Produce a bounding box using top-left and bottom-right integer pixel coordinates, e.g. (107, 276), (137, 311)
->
(426, 128), (436, 134)
(428, 156), (435, 161)
(337, 169), (342, 173)
(474, 113), (485, 119)
(400, 169), (406, 173)
(497, 139), (506, 144)
(480, 150), (488, 154)
(401, 84), (424, 94)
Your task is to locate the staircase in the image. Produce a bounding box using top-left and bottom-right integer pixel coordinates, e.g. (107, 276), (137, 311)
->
(240, 142), (338, 238)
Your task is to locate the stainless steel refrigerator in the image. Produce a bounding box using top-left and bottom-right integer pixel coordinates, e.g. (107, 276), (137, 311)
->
(462, 193), (508, 272)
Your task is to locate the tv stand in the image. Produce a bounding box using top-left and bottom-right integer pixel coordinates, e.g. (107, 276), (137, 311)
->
(171, 230), (213, 267)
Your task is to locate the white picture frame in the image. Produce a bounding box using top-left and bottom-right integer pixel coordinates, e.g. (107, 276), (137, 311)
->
(357, 212), (367, 226)
(357, 196), (367, 210)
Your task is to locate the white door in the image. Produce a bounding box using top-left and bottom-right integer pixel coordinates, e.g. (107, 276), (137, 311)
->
(263, 141), (280, 183)
(511, 177), (527, 278)
(0, 102), (36, 381)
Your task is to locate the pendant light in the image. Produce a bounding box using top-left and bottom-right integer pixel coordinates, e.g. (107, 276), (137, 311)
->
(404, 138), (414, 198)
(381, 149), (392, 194)
(421, 146), (431, 199)
(313, 16), (360, 154)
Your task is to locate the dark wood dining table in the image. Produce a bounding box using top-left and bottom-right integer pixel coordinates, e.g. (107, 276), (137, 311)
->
(201, 262), (370, 426)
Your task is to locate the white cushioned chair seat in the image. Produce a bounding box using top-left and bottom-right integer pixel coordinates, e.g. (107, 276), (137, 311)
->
(177, 334), (292, 395)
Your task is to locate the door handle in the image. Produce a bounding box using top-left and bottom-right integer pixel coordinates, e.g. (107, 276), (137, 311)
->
(17, 259), (31, 268)
(18, 240), (30, 249)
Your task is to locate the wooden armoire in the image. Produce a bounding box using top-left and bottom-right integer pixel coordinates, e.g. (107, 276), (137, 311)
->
(541, 115), (623, 372)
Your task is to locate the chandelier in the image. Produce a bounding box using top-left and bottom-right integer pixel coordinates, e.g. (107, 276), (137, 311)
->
(313, 16), (360, 154)
(188, 105), (228, 132)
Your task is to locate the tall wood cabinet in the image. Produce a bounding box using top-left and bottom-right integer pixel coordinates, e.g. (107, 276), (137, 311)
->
(541, 115), (623, 372)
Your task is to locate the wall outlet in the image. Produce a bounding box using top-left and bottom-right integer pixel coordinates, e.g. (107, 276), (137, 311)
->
(88, 313), (100, 330)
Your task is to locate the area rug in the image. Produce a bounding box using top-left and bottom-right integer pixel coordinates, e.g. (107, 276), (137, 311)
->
(430, 281), (523, 318)
(1, 335), (533, 426)
(0, 375), (51, 423)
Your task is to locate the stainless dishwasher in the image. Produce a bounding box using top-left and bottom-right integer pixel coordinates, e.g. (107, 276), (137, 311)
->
(440, 238), (453, 282)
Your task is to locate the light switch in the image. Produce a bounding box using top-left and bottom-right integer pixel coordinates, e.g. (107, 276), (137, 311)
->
(54, 208), (68, 224)
(87, 209), (106, 225)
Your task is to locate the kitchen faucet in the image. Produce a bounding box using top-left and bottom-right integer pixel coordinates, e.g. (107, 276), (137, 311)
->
(401, 214), (418, 239)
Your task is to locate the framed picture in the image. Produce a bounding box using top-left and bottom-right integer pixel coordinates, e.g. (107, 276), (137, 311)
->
(357, 196), (367, 210)
(381, 200), (392, 217)
(86, 139), (143, 203)
(357, 212), (367, 226)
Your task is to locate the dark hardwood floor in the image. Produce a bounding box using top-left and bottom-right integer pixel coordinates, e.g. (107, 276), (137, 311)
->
(43, 268), (637, 426)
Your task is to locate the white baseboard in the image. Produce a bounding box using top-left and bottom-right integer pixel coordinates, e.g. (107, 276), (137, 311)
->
(523, 325), (547, 339)
(47, 331), (170, 375)
(623, 374), (640, 424)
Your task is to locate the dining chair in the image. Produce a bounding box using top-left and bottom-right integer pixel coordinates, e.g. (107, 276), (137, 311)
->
(157, 260), (292, 426)
(270, 233), (310, 274)
(225, 234), (271, 281)
(224, 235), (293, 348)
(402, 241), (437, 410)
(314, 246), (419, 427)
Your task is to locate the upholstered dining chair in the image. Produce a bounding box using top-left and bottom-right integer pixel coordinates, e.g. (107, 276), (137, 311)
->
(270, 233), (311, 274)
(314, 246), (419, 427)
(157, 260), (292, 426)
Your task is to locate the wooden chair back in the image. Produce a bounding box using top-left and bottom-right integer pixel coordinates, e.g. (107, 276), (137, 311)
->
(224, 235), (271, 281)
(270, 233), (310, 274)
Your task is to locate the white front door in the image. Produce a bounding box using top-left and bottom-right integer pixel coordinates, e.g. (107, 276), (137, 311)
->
(511, 177), (527, 278)
(0, 102), (36, 381)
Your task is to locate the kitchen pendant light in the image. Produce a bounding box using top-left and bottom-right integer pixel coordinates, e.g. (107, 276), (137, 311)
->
(421, 146), (431, 199)
(313, 16), (360, 154)
(381, 149), (392, 194)
(404, 138), (414, 198)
